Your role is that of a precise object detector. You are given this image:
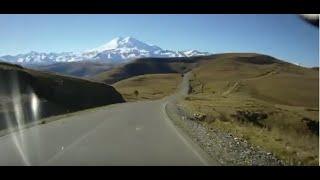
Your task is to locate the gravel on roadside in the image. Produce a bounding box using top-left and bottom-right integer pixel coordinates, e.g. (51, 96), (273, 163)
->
(165, 100), (284, 166)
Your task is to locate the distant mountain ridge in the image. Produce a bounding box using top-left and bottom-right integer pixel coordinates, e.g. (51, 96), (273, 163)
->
(0, 37), (211, 65)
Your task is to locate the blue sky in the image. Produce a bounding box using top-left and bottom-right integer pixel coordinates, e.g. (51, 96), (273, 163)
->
(0, 14), (318, 66)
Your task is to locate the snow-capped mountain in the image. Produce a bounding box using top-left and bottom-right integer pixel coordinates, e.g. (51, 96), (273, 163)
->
(0, 37), (211, 65)
(1, 51), (82, 64)
(182, 50), (210, 57)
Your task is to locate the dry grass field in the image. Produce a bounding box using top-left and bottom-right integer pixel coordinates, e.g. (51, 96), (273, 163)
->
(180, 53), (319, 165)
(113, 73), (182, 102)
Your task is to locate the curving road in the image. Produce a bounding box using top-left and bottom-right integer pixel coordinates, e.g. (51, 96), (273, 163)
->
(0, 73), (216, 166)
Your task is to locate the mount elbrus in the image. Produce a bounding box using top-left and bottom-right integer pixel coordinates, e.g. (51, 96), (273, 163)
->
(0, 37), (210, 65)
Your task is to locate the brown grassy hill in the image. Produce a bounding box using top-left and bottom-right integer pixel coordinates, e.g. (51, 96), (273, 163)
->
(113, 73), (182, 102)
(190, 53), (318, 107)
(91, 57), (200, 84)
(28, 61), (116, 78)
(179, 53), (319, 165)
(0, 61), (125, 131)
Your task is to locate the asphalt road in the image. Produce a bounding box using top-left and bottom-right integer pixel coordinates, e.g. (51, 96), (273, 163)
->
(0, 73), (215, 166)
